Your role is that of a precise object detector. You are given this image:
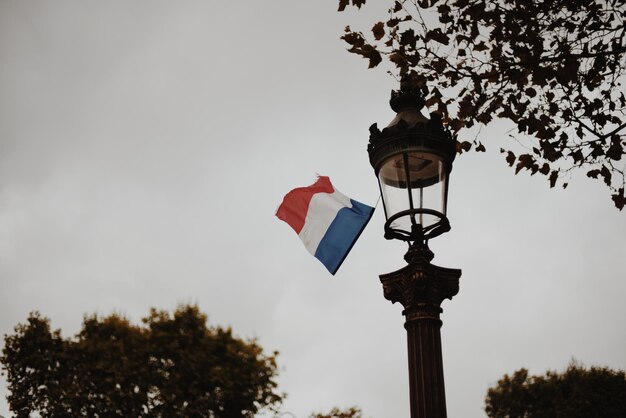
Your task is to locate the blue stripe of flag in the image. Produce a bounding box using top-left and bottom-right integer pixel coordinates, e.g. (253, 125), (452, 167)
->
(314, 199), (374, 275)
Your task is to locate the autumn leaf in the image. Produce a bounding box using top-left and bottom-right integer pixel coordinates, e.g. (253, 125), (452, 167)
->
(571, 149), (584, 164)
(389, 52), (407, 68)
(587, 169), (601, 179)
(400, 29), (416, 47)
(456, 140), (472, 153)
(473, 41), (488, 52)
(387, 18), (401, 28)
(438, 4), (452, 23)
(372, 22), (385, 40)
(338, 0), (366, 11)
(606, 137), (623, 161)
(425, 29), (449, 45)
(515, 154), (534, 174)
(348, 43), (382, 68)
(549, 171), (559, 188)
(431, 58), (447, 72)
(342, 29), (365, 47)
(600, 165), (612, 186)
(612, 188), (626, 210)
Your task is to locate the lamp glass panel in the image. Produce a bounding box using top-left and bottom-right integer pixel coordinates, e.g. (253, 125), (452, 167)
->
(410, 159), (447, 227)
(378, 154), (412, 233)
(378, 151), (446, 232)
(379, 183), (414, 233)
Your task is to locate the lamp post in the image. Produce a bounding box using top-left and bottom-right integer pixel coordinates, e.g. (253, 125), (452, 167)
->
(368, 78), (462, 418)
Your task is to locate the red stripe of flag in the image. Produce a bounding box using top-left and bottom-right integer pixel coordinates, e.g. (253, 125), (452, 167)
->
(276, 176), (335, 234)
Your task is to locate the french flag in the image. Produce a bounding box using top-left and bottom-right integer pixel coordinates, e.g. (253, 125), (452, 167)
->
(276, 176), (374, 275)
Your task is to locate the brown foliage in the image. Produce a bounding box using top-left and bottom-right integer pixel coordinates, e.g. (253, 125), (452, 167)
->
(485, 362), (626, 417)
(1, 306), (284, 418)
(340, 0), (626, 209)
(310, 406), (365, 418)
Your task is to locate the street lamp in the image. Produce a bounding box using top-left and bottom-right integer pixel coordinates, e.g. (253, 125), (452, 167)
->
(368, 77), (462, 418)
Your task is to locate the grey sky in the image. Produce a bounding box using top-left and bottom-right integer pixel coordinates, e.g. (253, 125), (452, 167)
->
(1, 2), (625, 417)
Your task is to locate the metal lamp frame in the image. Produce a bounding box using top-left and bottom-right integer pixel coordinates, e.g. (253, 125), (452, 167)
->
(368, 85), (456, 244)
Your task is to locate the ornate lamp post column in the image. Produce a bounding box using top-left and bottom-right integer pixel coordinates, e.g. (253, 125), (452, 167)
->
(368, 78), (461, 418)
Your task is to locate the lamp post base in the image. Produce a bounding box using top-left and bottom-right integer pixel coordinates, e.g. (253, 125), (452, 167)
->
(380, 242), (461, 418)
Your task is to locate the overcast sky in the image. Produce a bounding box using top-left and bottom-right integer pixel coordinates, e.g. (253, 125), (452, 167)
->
(1, 2), (625, 417)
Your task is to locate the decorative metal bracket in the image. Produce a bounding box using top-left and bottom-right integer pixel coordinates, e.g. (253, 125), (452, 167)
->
(380, 242), (461, 320)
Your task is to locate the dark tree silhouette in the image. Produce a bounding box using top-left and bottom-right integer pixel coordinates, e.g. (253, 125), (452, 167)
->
(339, 0), (626, 209)
(1, 305), (283, 418)
(309, 406), (365, 418)
(485, 362), (626, 418)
